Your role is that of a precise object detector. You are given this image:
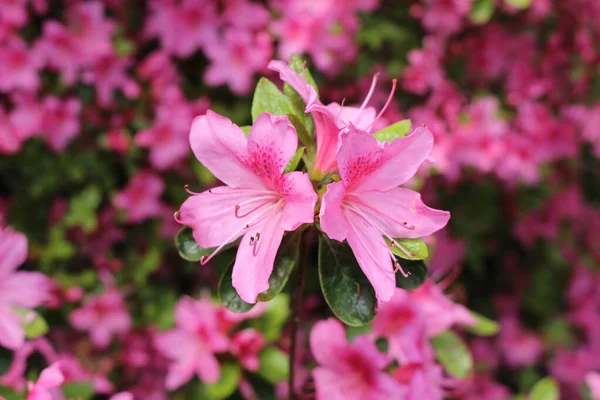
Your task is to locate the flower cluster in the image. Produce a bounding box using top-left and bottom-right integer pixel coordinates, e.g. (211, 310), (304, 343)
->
(2, 0), (600, 399)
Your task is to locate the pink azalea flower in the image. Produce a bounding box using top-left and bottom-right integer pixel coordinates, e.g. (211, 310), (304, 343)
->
(35, 21), (83, 85)
(66, 1), (115, 64)
(409, 280), (476, 336)
(319, 129), (450, 301)
(26, 362), (64, 400)
(154, 297), (229, 390)
(82, 52), (139, 106)
(113, 171), (164, 223)
(110, 392), (134, 400)
(586, 372), (600, 400)
(178, 111), (317, 303)
(310, 318), (405, 399)
(146, 0), (219, 58)
(223, 0), (270, 29)
(498, 316), (543, 368)
(69, 287), (131, 349)
(38, 97), (82, 152)
(204, 28), (273, 95)
(0, 38), (42, 92)
(0, 225), (51, 350)
(372, 289), (427, 364)
(229, 328), (265, 371)
(0, 0), (29, 27)
(270, 60), (399, 177)
(0, 106), (22, 155)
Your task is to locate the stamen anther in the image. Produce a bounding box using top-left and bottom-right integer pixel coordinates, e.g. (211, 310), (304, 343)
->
(174, 210), (182, 222)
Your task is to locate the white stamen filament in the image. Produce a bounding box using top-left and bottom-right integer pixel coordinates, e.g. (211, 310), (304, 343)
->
(356, 73), (379, 117)
(346, 193), (416, 231)
(345, 203), (412, 278)
(200, 199), (284, 265)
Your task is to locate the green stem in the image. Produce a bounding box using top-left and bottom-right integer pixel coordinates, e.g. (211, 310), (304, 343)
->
(288, 230), (308, 400)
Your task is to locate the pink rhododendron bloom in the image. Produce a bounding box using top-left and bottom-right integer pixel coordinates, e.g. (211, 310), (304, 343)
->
(223, 0), (270, 29)
(35, 21), (83, 84)
(38, 97), (82, 152)
(0, 106), (22, 155)
(204, 29), (273, 95)
(26, 363), (64, 400)
(310, 318), (405, 399)
(0, 225), (51, 350)
(146, 0), (219, 58)
(66, 1), (115, 64)
(82, 52), (139, 106)
(113, 171), (164, 223)
(586, 372), (600, 400)
(229, 328), (265, 371)
(498, 316), (543, 368)
(155, 297), (229, 390)
(69, 287), (131, 348)
(178, 111), (317, 303)
(372, 289), (426, 364)
(110, 392), (134, 400)
(410, 0), (472, 34)
(269, 60), (397, 177)
(0, 38), (42, 92)
(410, 280), (476, 336)
(319, 129), (450, 301)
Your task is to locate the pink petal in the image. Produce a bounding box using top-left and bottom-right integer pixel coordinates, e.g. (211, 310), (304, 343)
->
(109, 392), (134, 400)
(0, 228), (27, 278)
(247, 113), (297, 186)
(155, 330), (199, 360)
(326, 104), (377, 132)
(319, 181), (350, 241)
(37, 363), (64, 388)
(309, 319), (348, 367)
(189, 111), (264, 189)
(354, 188), (450, 239)
(358, 127), (434, 192)
(267, 60), (317, 104)
(345, 215), (396, 302)
(313, 367), (362, 400)
(280, 171), (317, 231)
(312, 113), (342, 175)
(179, 186), (273, 249)
(195, 352), (221, 383)
(232, 214), (285, 303)
(164, 357), (196, 390)
(0, 305), (25, 350)
(0, 272), (51, 308)
(173, 296), (204, 332)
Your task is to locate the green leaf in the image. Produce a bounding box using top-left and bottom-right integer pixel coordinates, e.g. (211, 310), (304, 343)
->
(251, 78), (292, 122)
(431, 330), (473, 379)
(13, 308), (49, 339)
(203, 363), (241, 400)
(24, 313), (48, 339)
(62, 381), (94, 400)
(288, 54), (318, 91)
(529, 378), (559, 400)
(218, 262), (255, 313)
(373, 120), (412, 143)
(388, 238), (429, 260)
(257, 235), (299, 302)
(395, 259), (428, 290)
(258, 347), (289, 384)
(464, 312), (499, 336)
(63, 186), (102, 232)
(283, 147), (305, 174)
(0, 387), (21, 400)
(470, 0), (495, 24)
(505, 0), (531, 9)
(318, 236), (377, 327)
(175, 227), (213, 262)
(249, 294), (290, 342)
